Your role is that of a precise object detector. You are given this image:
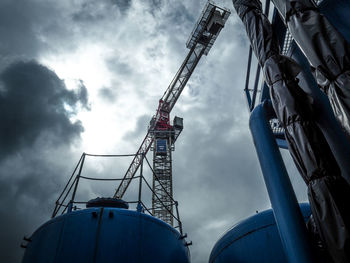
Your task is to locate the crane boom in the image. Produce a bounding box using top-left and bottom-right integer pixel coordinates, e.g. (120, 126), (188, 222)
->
(161, 44), (205, 113)
(114, 1), (230, 199)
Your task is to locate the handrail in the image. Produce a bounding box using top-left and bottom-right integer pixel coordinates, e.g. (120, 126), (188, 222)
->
(51, 152), (184, 235)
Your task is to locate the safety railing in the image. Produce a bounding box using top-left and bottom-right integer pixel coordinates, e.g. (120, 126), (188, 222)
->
(51, 152), (184, 235)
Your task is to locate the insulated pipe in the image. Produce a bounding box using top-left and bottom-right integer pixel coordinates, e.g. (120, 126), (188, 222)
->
(249, 100), (315, 263)
(289, 42), (350, 183)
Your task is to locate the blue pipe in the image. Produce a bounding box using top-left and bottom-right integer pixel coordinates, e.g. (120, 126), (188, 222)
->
(249, 101), (315, 263)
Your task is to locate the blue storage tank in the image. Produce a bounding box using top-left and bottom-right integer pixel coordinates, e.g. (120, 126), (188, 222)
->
(22, 205), (190, 263)
(209, 203), (311, 263)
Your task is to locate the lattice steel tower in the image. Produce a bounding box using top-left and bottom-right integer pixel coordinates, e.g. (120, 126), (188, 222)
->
(114, 1), (230, 225)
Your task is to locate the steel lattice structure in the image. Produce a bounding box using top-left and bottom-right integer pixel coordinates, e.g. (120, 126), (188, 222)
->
(152, 134), (174, 224)
(114, 1), (230, 225)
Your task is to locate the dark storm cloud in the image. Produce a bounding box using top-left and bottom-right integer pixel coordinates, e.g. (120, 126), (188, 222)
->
(0, 0), (75, 66)
(0, 60), (89, 262)
(0, 60), (89, 159)
(0, 1), (93, 261)
(0, 0), (42, 58)
(0, 144), (81, 262)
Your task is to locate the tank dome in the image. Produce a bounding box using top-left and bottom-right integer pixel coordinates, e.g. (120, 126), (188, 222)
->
(209, 203), (311, 263)
(22, 207), (190, 263)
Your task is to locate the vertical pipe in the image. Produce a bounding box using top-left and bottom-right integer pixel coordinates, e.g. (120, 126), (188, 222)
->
(249, 101), (315, 263)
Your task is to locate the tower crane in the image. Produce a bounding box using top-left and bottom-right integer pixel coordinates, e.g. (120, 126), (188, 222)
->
(114, 1), (230, 225)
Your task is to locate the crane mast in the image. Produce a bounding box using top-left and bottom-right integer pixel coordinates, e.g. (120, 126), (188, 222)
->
(114, 1), (230, 225)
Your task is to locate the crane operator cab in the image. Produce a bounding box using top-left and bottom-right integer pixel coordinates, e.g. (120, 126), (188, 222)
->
(156, 139), (168, 156)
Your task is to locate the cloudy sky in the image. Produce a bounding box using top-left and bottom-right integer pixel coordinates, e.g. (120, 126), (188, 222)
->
(0, 0), (308, 262)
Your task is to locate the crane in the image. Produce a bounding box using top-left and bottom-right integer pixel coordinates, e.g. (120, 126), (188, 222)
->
(114, 1), (230, 225)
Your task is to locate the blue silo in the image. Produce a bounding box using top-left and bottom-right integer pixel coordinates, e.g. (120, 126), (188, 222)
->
(22, 199), (190, 263)
(209, 204), (311, 263)
(20, 147), (193, 263)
